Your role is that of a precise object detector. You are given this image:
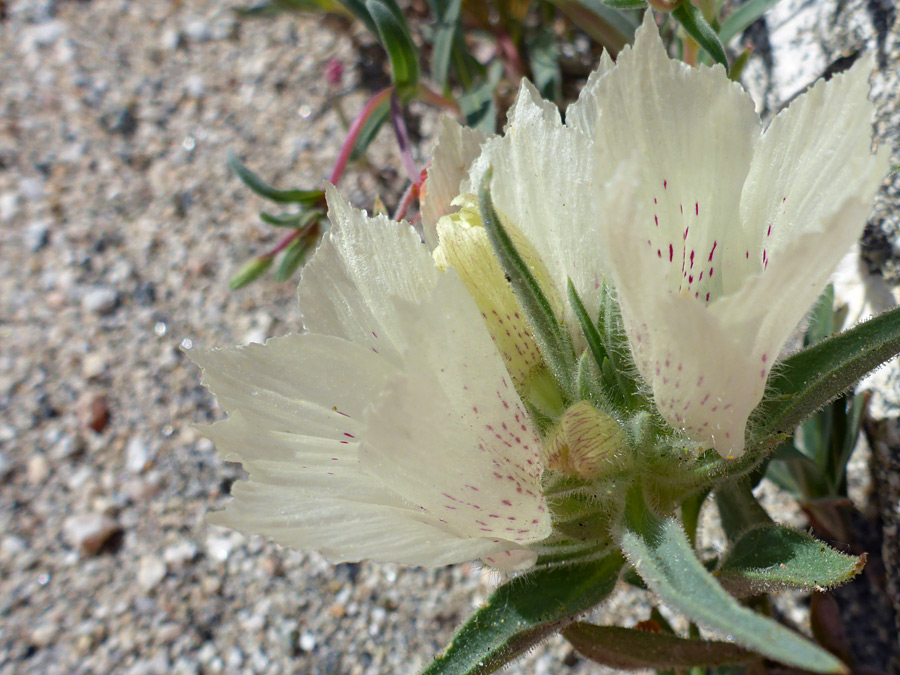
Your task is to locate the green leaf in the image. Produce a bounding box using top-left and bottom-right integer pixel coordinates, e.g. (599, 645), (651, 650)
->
(715, 525), (866, 598)
(229, 256), (273, 290)
(366, 0), (420, 91)
(349, 96), (390, 161)
(427, 0), (462, 91)
(718, 0), (782, 45)
(525, 26), (562, 103)
(259, 209), (322, 228)
(274, 234), (316, 282)
(334, 0), (378, 33)
(672, 1), (728, 70)
(599, 0), (646, 9)
(458, 61), (502, 133)
(620, 485), (847, 673)
(479, 172), (577, 399)
(228, 151), (324, 205)
(422, 553), (624, 675)
(547, 0), (636, 53)
(749, 304), (900, 448)
(564, 623), (753, 669)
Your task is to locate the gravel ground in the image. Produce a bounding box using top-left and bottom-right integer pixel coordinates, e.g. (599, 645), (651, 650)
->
(0, 1), (898, 674)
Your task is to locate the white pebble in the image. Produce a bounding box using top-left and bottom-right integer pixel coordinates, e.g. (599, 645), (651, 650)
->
(299, 630), (316, 652)
(82, 287), (119, 315)
(62, 513), (119, 554)
(125, 437), (152, 474)
(137, 555), (167, 591)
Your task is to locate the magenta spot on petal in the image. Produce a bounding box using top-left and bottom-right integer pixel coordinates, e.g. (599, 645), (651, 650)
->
(695, 202), (699, 216)
(663, 179), (667, 189)
(708, 241), (717, 261)
(669, 244), (674, 262)
(767, 224), (772, 237)
(502, 499), (512, 506)
(705, 292), (710, 302)
(761, 353), (768, 363)
(690, 250), (695, 269)
(343, 432), (355, 439)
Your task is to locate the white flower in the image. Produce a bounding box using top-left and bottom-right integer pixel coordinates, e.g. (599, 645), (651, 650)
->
(194, 187), (551, 572)
(459, 13), (889, 458)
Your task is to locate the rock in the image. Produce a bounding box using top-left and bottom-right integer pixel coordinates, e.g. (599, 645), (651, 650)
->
(27, 455), (50, 485)
(78, 392), (110, 433)
(163, 540), (198, 566)
(299, 631), (316, 652)
(125, 437), (151, 474)
(24, 222), (50, 251)
(0, 192), (20, 222)
(18, 177), (45, 202)
(82, 352), (107, 379)
(137, 555), (167, 591)
(0, 451), (9, 480)
(62, 513), (120, 554)
(183, 20), (211, 43)
(82, 286), (119, 315)
(30, 622), (58, 648)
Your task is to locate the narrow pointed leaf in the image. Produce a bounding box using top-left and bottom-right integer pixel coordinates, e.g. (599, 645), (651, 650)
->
(422, 553), (624, 675)
(428, 0), (462, 90)
(547, 0), (634, 54)
(599, 0), (646, 9)
(620, 485), (847, 673)
(366, 0), (419, 91)
(672, 1), (728, 70)
(715, 525), (865, 598)
(259, 209), (322, 228)
(718, 0), (782, 45)
(569, 280), (610, 383)
(229, 256), (273, 290)
(274, 235), (315, 282)
(749, 304), (900, 448)
(479, 172), (577, 398)
(349, 96), (390, 161)
(564, 623), (753, 669)
(334, 0), (378, 33)
(228, 151), (324, 205)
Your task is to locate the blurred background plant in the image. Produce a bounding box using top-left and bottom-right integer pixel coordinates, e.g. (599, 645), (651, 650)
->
(226, 0), (777, 289)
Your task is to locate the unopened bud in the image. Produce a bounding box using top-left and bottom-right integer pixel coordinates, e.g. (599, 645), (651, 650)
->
(543, 401), (628, 479)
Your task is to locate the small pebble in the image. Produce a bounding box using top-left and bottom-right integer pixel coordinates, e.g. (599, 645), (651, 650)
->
(82, 352), (107, 379)
(299, 631), (316, 652)
(82, 287), (119, 315)
(30, 622), (58, 648)
(164, 540), (198, 566)
(27, 455), (50, 485)
(125, 437), (151, 474)
(25, 222), (49, 251)
(78, 392), (111, 433)
(62, 512), (119, 554)
(137, 555), (167, 591)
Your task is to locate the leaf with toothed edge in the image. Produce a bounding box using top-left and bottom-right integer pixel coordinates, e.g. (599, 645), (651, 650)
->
(620, 484), (848, 673)
(422, 552), (624, 675)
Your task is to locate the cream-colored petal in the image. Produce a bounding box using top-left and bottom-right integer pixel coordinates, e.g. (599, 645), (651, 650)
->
(598, 168), (759, 456)
(362, 274), (551, 550)
(195, 334), (528, 568)
(297, 186), (438, 363)
(731, 56), (890, 295)
(563, 49), (615, 135)
(465, 80), (600, 325)
(210, 482), (521, 567)
(420, 117), (491, 249)
(587, 12), (759, 305)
